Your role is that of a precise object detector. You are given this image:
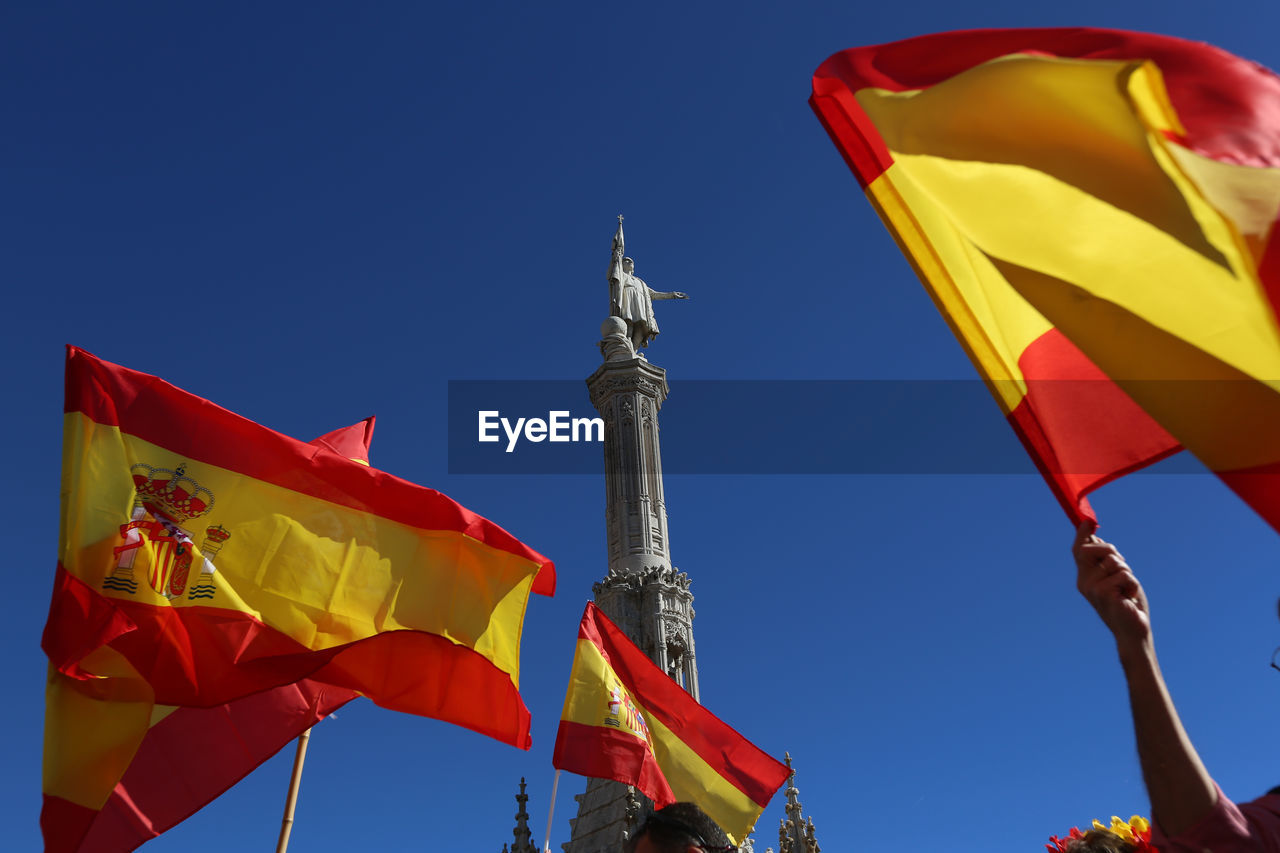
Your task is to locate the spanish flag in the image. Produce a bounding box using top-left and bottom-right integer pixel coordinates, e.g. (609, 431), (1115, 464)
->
(553, 603), (787, 845)
(811, 29), (1280, 529)
(43, 420), (371, 853)
(43, 347), (555, 852)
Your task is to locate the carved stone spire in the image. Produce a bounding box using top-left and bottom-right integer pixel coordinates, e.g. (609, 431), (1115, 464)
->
(776, 754), (820, 853)
(511, 777), (537, 853)
(623, 786), (643, 840)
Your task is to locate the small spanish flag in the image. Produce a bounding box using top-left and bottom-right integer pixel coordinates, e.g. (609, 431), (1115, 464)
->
(553, 602), (787, 845)
(43, 347), (555, 852)
(811, 29), (1280, 530)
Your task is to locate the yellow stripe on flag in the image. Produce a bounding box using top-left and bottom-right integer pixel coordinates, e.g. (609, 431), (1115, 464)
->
(643, 706), (772, 843)
(855, 54), (1280, 473)
(62, 414), (537, 678)
(867, 167), (1051, 412)
(856, 54), (1280, 381)
(44, 654), (152, 810)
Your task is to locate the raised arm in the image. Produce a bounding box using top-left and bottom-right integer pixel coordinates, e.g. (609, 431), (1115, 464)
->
(1073, 522), (1217, 837)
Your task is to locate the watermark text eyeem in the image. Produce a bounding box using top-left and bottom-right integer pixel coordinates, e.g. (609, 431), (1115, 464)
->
(477, 410), (604, 452)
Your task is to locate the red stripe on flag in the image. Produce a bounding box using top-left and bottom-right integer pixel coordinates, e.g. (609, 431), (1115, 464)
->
(811, 28), (1280, 167)
(809, 76), (894, 187)
(44, 566), (533, 748)
(314, 629), (532, 749)
(63, 347), (554, 595)
(41, 795), (98, 853)
(311, 417), (376, 465)
(1005, 329), (1182, 522)
(1258, 226), (1280, 326)
(1217, 461), (1280, 535)
(552, 721), (675, 807)
(59, 682), (355, 853)
(42, 565), (137, 681)
(579, 605), (786, 808)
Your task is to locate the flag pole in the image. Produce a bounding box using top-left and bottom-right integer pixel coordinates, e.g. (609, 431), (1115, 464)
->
(543, 769), (561, 853)
(275, 726), (313, 853)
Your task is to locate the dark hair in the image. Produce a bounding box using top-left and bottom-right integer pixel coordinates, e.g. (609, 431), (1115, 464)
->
(1063, 829), (1136, 853)
(623, 802), (735, 853)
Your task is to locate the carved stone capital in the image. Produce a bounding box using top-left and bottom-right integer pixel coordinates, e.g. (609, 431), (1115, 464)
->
(585, 359), (669, 411)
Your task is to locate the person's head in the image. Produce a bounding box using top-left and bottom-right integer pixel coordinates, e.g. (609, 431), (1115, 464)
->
(622, 802), (735, 853)
(1048, 818), (1150, 853)
(1058, 829), (1136, 853)
(623, 257), (635, 273)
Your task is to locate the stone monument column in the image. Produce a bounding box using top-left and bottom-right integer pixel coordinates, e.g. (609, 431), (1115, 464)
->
(586, 352), (699, 700)
(590, 354), (671, 575)
(561, 224), (699, 853)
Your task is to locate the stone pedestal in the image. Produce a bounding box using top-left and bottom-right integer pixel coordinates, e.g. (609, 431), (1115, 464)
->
(561, 779), (643, 853)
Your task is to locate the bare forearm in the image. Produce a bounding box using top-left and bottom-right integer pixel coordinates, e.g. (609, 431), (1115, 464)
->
(1118, 639), (1217, 837)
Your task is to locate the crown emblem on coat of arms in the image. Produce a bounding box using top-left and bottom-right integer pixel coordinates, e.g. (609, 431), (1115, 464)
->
(130, 463), (214, 523)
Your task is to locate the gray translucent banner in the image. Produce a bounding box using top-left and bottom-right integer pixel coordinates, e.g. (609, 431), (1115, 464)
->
(447, 380), (1211, 475)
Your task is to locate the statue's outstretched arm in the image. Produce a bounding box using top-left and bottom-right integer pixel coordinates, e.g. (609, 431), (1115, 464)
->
(649, 289), (689, 301)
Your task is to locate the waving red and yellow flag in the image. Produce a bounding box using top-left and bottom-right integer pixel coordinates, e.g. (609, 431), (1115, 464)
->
(811, 28), (1280, 528)
(44, 347), (555, 852)
(43, 420), (374, 853)
(553, 603), (787, 845)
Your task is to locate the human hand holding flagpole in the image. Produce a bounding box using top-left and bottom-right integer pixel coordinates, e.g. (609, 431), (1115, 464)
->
(1071, 523), (1216, 837)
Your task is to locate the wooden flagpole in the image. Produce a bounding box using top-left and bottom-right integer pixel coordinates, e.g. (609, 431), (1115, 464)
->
(542, 769), (561, 853)
(275, 727), (313, 853)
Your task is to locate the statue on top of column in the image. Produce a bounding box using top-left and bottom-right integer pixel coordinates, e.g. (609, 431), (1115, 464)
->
(608, 216), (688, 351)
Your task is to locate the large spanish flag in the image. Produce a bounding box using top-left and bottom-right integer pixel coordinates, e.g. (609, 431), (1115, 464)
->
(811, 29), (1280, 528)
(44, 347), (555, 852)
(43, 421), (372, 853)
(553, 603), (787, 844)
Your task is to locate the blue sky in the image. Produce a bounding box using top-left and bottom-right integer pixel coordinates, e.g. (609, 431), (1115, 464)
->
(6, 2), (1280, 851)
